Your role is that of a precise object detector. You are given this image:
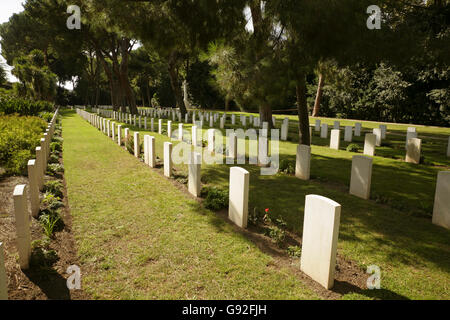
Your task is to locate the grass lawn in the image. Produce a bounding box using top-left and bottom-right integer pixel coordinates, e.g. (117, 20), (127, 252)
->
(62, 110), (318, 300)
(94, 107), (450, 300)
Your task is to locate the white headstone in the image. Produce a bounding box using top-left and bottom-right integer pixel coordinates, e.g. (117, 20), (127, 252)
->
(144, 135), (150, 165)
(228, 167), (250, 228)
(281, 123), (288, 141)
(13, 185), (31, 270)
(207, 129), (215, 153)
(344, 126), (353, 142)
(158, 119), (163, 134)
(134, 132), (140, 158)
(27, 160), (39, 218)
(188, 152), (202, 197)
(379, 125), (387, 139)
(432, 171), (450, 229)
(349, 155), (373, 200)
(315, 120), (321, 132)
(192, 126), (198, 146)
(372, 128), (382, 147)
(117, 125), (122, 145)
(296, 144), (311, 180)
(164, 142), (173, 177)
(405, 131), (418, 149)
(258, 133), (269, 167)
(354, 123), (362, 136)
(167, 121), (172, 139)
(148, 136), (156, 168)
(320, 124), (328, 139)
(300, 194), (341, 289)
(330, 129), (341, 150)
(178, 123), (183, 141)
(405, 138), (421, 164)
(363, 133), (376, 156)
(228, 132), (237, 161)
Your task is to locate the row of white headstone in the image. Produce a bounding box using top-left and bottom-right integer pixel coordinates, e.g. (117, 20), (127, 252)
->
(83, 109), (279, 168)
(316, 120), (429, 164)
(77, 108), (343, 290)
(294, 141), (450, 229)
(78, 109), (343, 290)
(1, 109), (59, 300)
(84, 108), (450, 231)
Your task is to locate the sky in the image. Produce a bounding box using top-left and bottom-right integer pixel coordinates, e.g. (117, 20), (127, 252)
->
(0, 0), (25, 82)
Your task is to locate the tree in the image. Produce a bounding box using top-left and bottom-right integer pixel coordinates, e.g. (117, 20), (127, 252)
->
(86, 0), (245, 116)
(12, 49), (57, 101)
(0, 63), (7, 87)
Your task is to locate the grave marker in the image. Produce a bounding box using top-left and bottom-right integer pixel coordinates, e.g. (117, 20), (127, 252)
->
(372, 128), (382, 147)
(164, 142), (173, 177)
(405, 138), (421, 164)
(363, 133), (376, 156)
(330, 129), (341, 150)
(349, 155), (373, 199)
(134, 132), (140, 157)
(228, 167), (250, 228)
(188, 152), (202, 197)
(320, 124), (328, 139)
(344, 126), (353, 142)
(432, 171), (450, 229)
(27, 160), (39, 218)
(300, 194), (341, 289)
(295, 144), (311, 180)
(13, 185), (31, 270)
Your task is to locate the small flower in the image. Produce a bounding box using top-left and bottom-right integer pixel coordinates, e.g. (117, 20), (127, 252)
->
(265, 208), (269, 213)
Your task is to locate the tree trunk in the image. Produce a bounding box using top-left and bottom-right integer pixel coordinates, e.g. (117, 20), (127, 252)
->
(296, 75), (311, 146)
(225, 96), (230, 111)
(146, 82), (151, 109)
(119, 38), (138, 114)
(259, 101), (273, 128)
(312, 73), (324, 117)
(168, 52), (187, 115)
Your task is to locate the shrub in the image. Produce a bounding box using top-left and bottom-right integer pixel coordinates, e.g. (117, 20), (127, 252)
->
(279, 159), (295, 174)
(50, 141), (62, 153)
(202, 187), (229, 211)
(39, 111), (54, 122)
(44, 180), (64, 198)
(39, 211), (61, 239)
(46, 163), (64, 176)
(0, 115), (47, 175)
(287, 245), (302, 258)
(265, 225), (286, 247)
(42, 192), (64, 211)
(346, 143), (360, 152)
(48, 154), (59, 164)
(0, 95), (54, 116)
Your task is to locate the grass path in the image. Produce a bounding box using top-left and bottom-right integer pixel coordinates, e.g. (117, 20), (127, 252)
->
(61, 111), (318, 299)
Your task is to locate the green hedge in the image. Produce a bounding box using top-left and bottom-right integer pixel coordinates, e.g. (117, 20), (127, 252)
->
(0, 95), (54, 116)
(0, 115), (47, 175)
